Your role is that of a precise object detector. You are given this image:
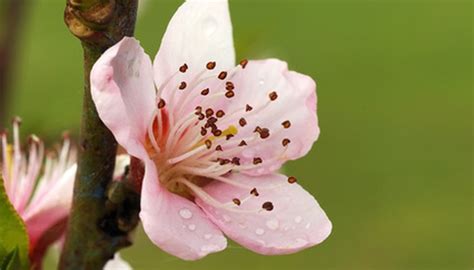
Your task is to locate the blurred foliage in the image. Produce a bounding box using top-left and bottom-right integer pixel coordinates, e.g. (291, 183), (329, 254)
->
(1, 0), (471, 269)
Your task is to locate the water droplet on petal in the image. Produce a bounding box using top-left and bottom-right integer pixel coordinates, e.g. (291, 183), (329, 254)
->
(188, 224), (196, 231)
(204, 234), (213, 240)
(202, 17), (217, 36)
(201, 244), (220, 253)
(259, 78), (265, 85)
(294, 216), (302, 224)
(179, 208), (193, 219)
(290, 238), (308, 249)
(255, 228), (265, 235)
(266, 219), (279, 230)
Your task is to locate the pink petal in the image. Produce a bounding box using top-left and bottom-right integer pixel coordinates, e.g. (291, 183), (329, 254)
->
(140, 160), (227, 260)
(195, 173), (331, 255)
(91, 37), (156, 159)
(153, 0), (235, 105)
(213, 59), (319, 175)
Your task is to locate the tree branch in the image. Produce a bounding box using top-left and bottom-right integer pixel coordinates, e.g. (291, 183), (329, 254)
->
(59, 0), (139, 269)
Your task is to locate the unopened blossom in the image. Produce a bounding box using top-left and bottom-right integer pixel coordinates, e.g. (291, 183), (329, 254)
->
(91, 0), (331, 260)
(0, 118), (76, 265)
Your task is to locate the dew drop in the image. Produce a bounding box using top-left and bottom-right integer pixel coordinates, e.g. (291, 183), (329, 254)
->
(259, 78), (265, 85)
(201, 244), (220, 253)
(290, 238), (308, 249)
(188, 224), (196, 231)
(204, 234), (213, 240)
(266, 219), (279, 230)
(255, 228), (265, 235)
(294, 216), (302, 224)
(179, 208), (193, 219)
(202, 17), (217, 36)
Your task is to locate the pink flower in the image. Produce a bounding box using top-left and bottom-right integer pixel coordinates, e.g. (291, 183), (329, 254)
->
(90, 0), (331, 260)
(0, 118), (76, 264)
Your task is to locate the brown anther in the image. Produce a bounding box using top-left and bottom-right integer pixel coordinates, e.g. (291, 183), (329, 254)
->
(254, 126), (262, 133)
(225, 81), (234, 90)
(282, 138), (291, 146)
(205, 139), (212, 149)
(212, 129), (222, 137)
(232, 198), (241, 206)
(253, 157), (263, 164)
(179, 81), (187, 90)
(201, 88), (210, 96)
(262, 201), (274, 211)
(200, 127), (207, 136)
(179, 63), (188, 73)
(207, 117), (218, 124)
(269, 91), (278, 101)
(205, 108), (214, 118)
(238, 140), (247, 146)
(218, 71), (227, 80)
(206, 61), (216, 70)
(12, 116), (22, 125)
(239, 59), (248, 68)
(198, 113), (205, 120)
(288, 176), (297, 184)
(238, 118), (247, 127)
(245, 104), (253, 112)
(250, 188), (259, 196)
(195, 106), (202, 112)
(282, 120), (291, 129)
(215, 145), (223, 151)
(225, 134), (234, 140)
(259, 128), (270, 139)
(216, 110), (225, 118)
(231, 157), (241, 165)
(225, 91), (235, 98)
(157, 98), (166, 109)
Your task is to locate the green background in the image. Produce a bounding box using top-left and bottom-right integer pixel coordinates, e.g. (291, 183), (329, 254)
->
(2, 0), (472, 269)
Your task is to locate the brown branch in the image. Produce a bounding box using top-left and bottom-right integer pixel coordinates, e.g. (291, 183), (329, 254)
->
(59, 0), (139, 269)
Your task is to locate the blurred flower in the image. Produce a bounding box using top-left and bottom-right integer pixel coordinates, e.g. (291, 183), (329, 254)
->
(90, 0), (331, 260)
(0, 117), (76, 266)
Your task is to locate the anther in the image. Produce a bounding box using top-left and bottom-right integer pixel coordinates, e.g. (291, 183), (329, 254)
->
(201, 88), (210, 96)
(253, 157), (263, 164)
(200, 127), (207, 136)
(239, 59), (248, 68)
(259, 128), (270, 139)
(245, 104), (253, 112)
(218, 71), (227, 80)
(225, 81), (234, 90)
(238, 118), (247, 127)
(254, 126), (262, 133)
(269, 91), (278, 101)
(195, 106), (202, 113)
(225, 134), (234, 140)
(225, 91), (235, 98)
(205, 139), (212, 149)
(198, 113), (205, 120)
(288, 176), (297, 184)
(282, 120), (291, 129)
(157, 98), (166, 109)
(282, 138), (291, 146)
(262, 201), (274, 211)
(179, 63), (188, 73)
(12, 116), (22, 125)
(216, 110), (225, 118)
(179, 81), (187, 90)
(238, 140), (247, 146)
(215, 145), (223, 151)
(232, 198), (241, 206)
(205, 108), (214, 118)
(212, 129), (222, 137)
(231, 157), (241, 165)
(250, 188), (259, 196)
(206, 61), (216, 70)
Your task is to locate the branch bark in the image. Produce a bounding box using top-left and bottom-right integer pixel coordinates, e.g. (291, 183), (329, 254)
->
(59, 0), (139, 269)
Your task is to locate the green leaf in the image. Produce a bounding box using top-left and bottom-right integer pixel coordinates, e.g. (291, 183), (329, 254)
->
(1, 247), (21, 270)
(0, 178), (29, 270)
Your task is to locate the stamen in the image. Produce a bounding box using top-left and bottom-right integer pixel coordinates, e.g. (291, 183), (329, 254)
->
(239, 59), (248, 69)
(282, 138), (291, 146)
(269, 91), (278, 101)
(238, 118), (247, 127)
(179, 63), (188, 73)
(179, 81), (187, 90)
(206, 61), (216, 70)
(262, 201), (274, 211)
(232, 198), (241, 206)
(288, 176), (297, 184)
(201, 88), (210, 96)
(282, 120), (291, 128)
(250, 188), (259, 196)
(218, 71), (227, 80)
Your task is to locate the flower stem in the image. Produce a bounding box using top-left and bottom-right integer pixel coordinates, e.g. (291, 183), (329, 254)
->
(59, 0), (138, 269)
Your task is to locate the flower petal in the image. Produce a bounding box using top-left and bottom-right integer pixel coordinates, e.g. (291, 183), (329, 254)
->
(104, 253), (132, 270)
(140, 160), (227, 260)
(195, 173), (331, 255)
(91, 37), (156, 159)
(212, 59), (319, 175)
(153, 0), (235, 96)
